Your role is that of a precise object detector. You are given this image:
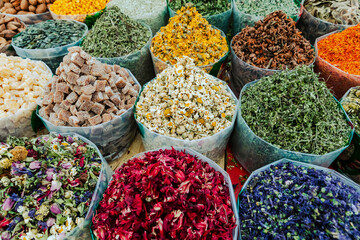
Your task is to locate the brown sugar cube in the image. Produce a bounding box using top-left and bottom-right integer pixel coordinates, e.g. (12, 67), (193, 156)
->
(105, 86), (114, 97)
(54, 91), (64, 103)
(43, 104), (54, 115)
(42, 92), (54, 105)
(49, 116), (66, 126)
(39, 108), (49, 120)
(125, 95), (131, 101)
(128, 88), (138, 97)
(58, 109), (71, 122)
(80, 100), (94, 112)
(122, 83), (132, 95)
(73, 86), (82, 95)
(81, 85), (96, 95)
(69, 63), (81, 74)
(60, 72), (68, 82)
(81, 64), (91, 75)
(117, 109), (126, 115)
(88, 115), (102, 126)
(104, 100), (115, 108)
(56, 83), (70, 94)
(128, 77), (135, 85)
(102, 113), (112, 123)
(77, 75), (95, 86)
(76, 111), (91, 122)
(91, 102), (105, 115)
(134, 85), (140, 92)
(63, 55), (71, 65)
(117, 68), (129, 78)
(94, 80), (107, 92)
(69, 116), (80, 127)
(93, 91), (107, 102)
(104, 64), (113, 74)
(90, 62), (105, 77)
(106, 107), (117, 114)
(127, 97), (136, 106)
(110, 94), (121, 105)
(113, 65), (121, 72)
(79, 50), (92, 61)
(71, 52), (85, 67)
(60, 100), (71, 110)
(115, 77), (126, 89)
(98, 73), (110, 80)
(66, 92), (78, 104)
(70, 105), (78, 115)
(68, 46), (81, 53)
(53, 104), (61, 114)
(66, 71), (79, 85)
(124, 104), (133, 110)
(78, 94), (92, 103)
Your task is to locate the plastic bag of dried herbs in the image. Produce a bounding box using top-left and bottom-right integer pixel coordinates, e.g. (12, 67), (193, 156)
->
(168, 0), (233, 33)
(81, 6), (155, 85)
(314, 29), (360, 99)
(107, 0), (168, 35)
(238, 159), (360, 239)
(297, 0), (358, 44)
(230, 65), (354, 173)
(232, 0), (302, 36)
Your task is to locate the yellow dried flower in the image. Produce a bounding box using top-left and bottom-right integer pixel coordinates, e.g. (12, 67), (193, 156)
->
(35, 204), (50, 221)
(0, 158), (11, 169)
(151, 6), (228, 67)
(9, 146), (28, 162)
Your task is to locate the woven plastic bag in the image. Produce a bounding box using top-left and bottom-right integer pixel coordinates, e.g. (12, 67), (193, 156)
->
(134, 77), (238, 163)
(230, 80), (354, 173)
(167, 0), (233, 33)
(237, 158), (360, 239)
(232, 0), (302, 36)
(37, 69), (140, 162)
(90, 147), (240, 240)
(314, 31), (360, 99)
(94, 23), (155, 85)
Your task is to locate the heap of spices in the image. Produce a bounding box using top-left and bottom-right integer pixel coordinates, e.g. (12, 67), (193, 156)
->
(92, 148), (237, 239)
(0, 134), (105, 240)
(236, 0), (299, 17)
(232, 11), (314, 70)
(304, 0), (360, 25)
(12, 20), (86, 49)
(0, 0), (55, 15)
(317, 25), (360, 75)
(136, 57), (236, 140)
(168, 0), (230, 16)
(82, 6), (150, 59)
(50, 0), (109, 16)
(39, 47), (140, 127)
(238, 161), (360, 239)
(151, 5), (228, 67)
(0, 15), (25, 49)
(342, 87), (360, 131)
(241, 65), (351, 155)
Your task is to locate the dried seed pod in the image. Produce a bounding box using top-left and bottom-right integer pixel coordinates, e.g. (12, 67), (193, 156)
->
(3, 8), (16, 14)
(28, 4), (35, 11)
(20, 0), (28, 10)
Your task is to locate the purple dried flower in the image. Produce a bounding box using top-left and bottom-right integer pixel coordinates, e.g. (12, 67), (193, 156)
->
(29, 161), (41, 170)
(2, 198), (14, 211)
(60, 162), (72, 169)
(50, 203), (61, 214)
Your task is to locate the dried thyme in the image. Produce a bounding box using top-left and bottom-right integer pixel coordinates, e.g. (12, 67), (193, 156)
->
(236, 0), (299, 17)
(241, 65), (351, 155)
(169, 0), (230, 16)
(81, 6), (151, 58)
(342, 87), (360, 132)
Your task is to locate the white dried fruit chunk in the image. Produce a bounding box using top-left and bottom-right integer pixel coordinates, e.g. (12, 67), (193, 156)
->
(136, 56), (236, 140)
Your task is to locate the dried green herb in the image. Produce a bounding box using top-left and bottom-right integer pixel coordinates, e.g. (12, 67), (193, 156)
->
(304, 0), (360, 25)
(169, 0), (230, 16)
(241, 65), (351, 155)
(82, 6), (151, 58)
(236, 0), (299, 17)
(12, 20), (86, 49)
(342, 87), (360, 132)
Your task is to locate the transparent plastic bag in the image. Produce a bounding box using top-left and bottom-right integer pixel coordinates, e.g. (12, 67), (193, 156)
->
(230, 80), (354, 173)
(41, 133), (114, 240)
(37, 70), (140, 162)
(232, 0), (302, 36)
(167, 0), (233, 33)
(90, 147), (239, 240)
(12, 20), (88, 73)
(314, 32), (360, 100)
(150, 27), (229, 76)
(134, 77), (238, 163)
(0, 11), (52, 25)
(94, 23), (155, 85)
(296, 6), (352, 45)
(237, 158), (360, 239)
(0, 61), (52, 141)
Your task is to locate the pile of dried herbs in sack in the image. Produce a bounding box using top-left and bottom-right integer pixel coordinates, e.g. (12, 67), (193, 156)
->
(241, 65), (351, 155)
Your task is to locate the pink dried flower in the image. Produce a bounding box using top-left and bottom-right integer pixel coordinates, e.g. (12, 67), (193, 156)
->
(50, 203), (61, 214)
(2, 198), (15, 211)
(29, 161), (41, 170)
(92, 148), (236, 239)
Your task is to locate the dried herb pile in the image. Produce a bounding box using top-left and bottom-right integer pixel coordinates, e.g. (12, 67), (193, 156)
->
(151, 5), (228, 66)
(241, 65), (351, 155)
(82, 6), (150, 58)
(236, 0), (299, 17)
(92, 148), (237, 239)
(232, 11), (314, 70)
(318, 24), (360, 75)
(304, 0), (360, 25)
(238, 161), (360, 239)
(168, 0), (230, 16)
(12, 20), (86, 49)
(342, 87), (360, 132)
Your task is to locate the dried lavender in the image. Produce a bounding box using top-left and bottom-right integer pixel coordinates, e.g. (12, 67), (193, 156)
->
(82, 6), (150, 58)
(238, 161), (360, 239)
(241, 65), (351, 155)
(236, 0), (299, 17)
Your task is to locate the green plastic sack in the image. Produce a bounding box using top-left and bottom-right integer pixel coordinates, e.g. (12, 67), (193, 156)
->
(230, 79), (354, 173)
(167, 0), (233, 33)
